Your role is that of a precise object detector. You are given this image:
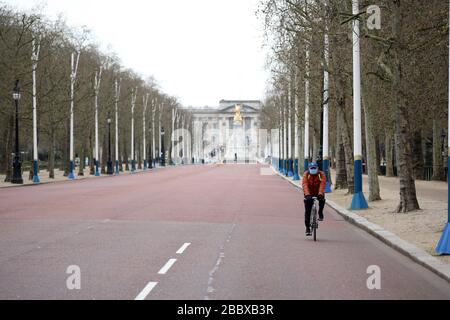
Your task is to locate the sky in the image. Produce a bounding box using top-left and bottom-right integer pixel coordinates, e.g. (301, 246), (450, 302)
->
(5, 0), (270, 107)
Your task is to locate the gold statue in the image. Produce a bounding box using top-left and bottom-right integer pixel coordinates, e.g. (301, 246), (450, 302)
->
(233, 104), (243, 124)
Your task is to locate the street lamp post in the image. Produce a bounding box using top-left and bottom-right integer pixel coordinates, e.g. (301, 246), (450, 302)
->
(350, 0), (369, 210)
(278, 104), (282, 172)
(293, 92), (300, 181)
(94, 68), (103, 177)
(11, 80), (23, 184)
(107, 118), (114, 175)
(149, 128), (153, 169)
(172, 107), (176, 166)
(131, 87), (137, 172)
(323, 29), (332, 193)
(288, 99), (293, 177)
(304, 48), (311, 172)
(151, 99), (156, 169)
(158, 102), (164, 167)
(435, 0), (450, 254)
(115, 79), (121, 175)
(161, 127), (166, 167)
(143, 93), (149, 170)
(69, 51), (80, 180)
(32, 38), (41, 183)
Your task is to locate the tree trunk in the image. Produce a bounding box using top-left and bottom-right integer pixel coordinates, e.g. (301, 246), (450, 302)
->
(101, 130), (107, 174)
(363, 93), (381, 201)
(385, 131), (394, 177)
(123, 140), (129, 171)
(412, 130), (424, 180)
(334, 107), (348, 190)
(3, 114), (14, 182)
(89, 131), (95, 175)
(375, 137), (382, 175)
(392, 0), (420, 213)
(340, 108), (354, 194)
(137, 135), (142, 169)
(48, 127), (55, 179)
(62, 119), (69, 176)
(78, 132), (86, 176)
(432, 119), (444, 181)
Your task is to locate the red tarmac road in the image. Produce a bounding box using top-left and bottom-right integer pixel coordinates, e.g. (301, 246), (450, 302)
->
(0, 164), (449, 300)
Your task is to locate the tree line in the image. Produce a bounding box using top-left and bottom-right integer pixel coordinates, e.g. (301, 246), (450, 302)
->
(0, 3), (192, 181)
(258, 0), (448, 212)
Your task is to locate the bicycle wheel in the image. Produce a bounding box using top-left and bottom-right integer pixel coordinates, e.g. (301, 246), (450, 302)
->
(313, 216), (317, 241)
(311, 205), (317, 241)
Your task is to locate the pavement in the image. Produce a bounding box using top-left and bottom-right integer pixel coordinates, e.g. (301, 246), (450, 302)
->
(0, 164), (449, 300)
(0, 165), (161, 188)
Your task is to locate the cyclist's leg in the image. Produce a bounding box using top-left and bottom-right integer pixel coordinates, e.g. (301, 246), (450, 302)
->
(304, 198), (314, 228)
(318, 198), (326, 219)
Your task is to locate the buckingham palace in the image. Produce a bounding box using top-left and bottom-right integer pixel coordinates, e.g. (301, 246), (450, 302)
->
(190, 99), (263, 163)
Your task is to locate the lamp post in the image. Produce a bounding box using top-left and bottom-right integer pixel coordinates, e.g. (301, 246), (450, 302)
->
(107, 118), (114, 175)
(149, 128), (153, 169)
(143, 93), (149, 170)
(304, 48), (311, 172)
(293, 92), (300, 181)
(32, 38), (41, 183)
(115, 79), (121, 175)
(158, 102), (164, 166)
(323, 29), (332, 193)
(151, 99), (156, 169)
(11, 80), (23, 184)
(278, 103), (282, 172)
(435, 0), (450, 254)
(288, 98), (293, 177)
(131, 87), (137, 172)
(94, 68), (103, 177)
(161, 126), (166, 166)
(69, 52), (80, 180)
(350, 0), (369, 210)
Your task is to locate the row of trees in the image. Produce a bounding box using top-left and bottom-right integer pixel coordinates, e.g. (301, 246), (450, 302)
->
(0, 3), (192, 181)
(259, 0), (448, 212)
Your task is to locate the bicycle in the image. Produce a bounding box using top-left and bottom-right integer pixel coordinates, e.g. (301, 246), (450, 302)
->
(310, 197), (319, 241)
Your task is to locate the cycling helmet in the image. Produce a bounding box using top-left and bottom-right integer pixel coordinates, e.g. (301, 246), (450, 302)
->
(308, 162), (319, 175)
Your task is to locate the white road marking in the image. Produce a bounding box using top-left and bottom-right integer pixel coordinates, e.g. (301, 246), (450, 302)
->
(176, 243), (191, 254)
(135, 281), (158, 300)
(158, 259), (177, 275)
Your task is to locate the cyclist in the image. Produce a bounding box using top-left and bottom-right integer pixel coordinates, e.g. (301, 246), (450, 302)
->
(302, 162), (326, 236)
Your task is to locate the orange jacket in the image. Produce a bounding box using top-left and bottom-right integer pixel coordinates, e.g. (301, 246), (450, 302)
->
(302, 171), (326, 196)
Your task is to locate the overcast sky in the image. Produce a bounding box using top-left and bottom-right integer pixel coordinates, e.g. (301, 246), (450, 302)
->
(5, 0), (269, 107)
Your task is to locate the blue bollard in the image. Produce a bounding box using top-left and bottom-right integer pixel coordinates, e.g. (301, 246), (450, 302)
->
(436, 156), (450, 254)
(293, 159), (300, 181)
(288, 159), (294, 177)
(95, 159), (100, 176)
(68, 160), (75, 180)
(351, 159), (368, 210)
(323, 159), (332, 193)
(32, 160), (40, 183)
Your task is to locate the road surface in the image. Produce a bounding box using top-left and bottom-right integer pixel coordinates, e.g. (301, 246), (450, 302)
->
(0, 164), (449, 299)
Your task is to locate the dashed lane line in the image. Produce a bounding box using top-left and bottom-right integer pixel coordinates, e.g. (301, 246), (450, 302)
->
(135, 282), (158, 300)
(176, 243), (191, 254)
(135, 243), (191, 299)
(158, 258), (177, 275)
